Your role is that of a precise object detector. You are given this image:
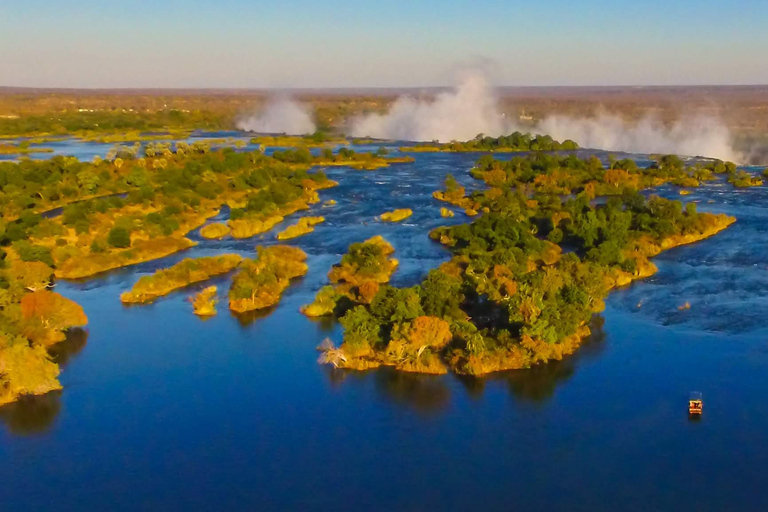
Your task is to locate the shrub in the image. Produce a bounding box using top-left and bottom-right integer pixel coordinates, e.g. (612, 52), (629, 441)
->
(107, 226), (131, 248)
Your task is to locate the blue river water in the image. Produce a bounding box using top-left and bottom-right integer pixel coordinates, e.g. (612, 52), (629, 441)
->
(2, 139), (768, 512)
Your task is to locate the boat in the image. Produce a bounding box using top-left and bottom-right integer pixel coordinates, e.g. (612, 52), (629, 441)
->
(689, 392), (703, 415)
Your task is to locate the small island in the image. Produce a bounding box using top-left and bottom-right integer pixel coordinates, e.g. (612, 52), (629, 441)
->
(191, 286), (218, 316)
(380, 209), (413, 223)
(302, 235), (399, 317)
(276, 216), (325, 240)
(200, 222), (231, 239)
(229, 245), (308, 313)
(728, 170), (763, 187)
(120, 254), (243, 304)
(402, 132), (579, 153)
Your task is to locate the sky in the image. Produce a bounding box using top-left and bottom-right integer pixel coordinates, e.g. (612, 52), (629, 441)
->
(1, 0), (767, 88)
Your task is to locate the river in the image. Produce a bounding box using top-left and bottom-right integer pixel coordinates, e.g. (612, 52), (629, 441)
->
(1, 141), (767, 512)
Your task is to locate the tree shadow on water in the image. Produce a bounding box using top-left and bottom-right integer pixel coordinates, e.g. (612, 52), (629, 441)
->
(0, 328), (90, 436)
(457, 316), (607, 405)
(231, 306), (277, 327)
(321, 316), (608, 410)
(0, 390), (62, 436)
(323, 366), (451, 416)
(48, 327), (89, 367)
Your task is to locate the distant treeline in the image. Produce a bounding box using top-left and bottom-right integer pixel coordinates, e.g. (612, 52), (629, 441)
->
(406, 132), (579, 152)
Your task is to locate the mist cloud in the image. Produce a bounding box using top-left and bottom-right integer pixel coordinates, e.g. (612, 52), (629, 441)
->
(237, 97), (316, 135)
(349, 71), (511, 142)
(348, 70), (740, 161)
(537, 112), (738, 162)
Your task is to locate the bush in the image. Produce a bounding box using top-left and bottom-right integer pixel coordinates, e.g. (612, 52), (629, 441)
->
(13, 241), (54, 267)
(107, 226), (131, 248)
(90, 239), (106, 253)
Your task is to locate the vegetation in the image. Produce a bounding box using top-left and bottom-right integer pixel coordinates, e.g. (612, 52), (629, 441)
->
(728, 170), (763, 187)
(403, 132), (579, 153)
(199, 222), (231, 239)
(319, 153), (735, 375)
(467, 153), (730, 197)
(229, 246), (308, 313)
(276, 216), (325, 240)
(0, 253), (88, 405)
(0, 144), (336, 277)
(191, 286), (218, 316)
(0, 109), (226, 137)
(309, 147), (414, 170)
(302, 236), (399, 317)
(433, 174), (480, 216)
(249, 132), (346, 148)
(0, 142), (54, 155)
(120, 254), (242, 304)
(380, 209), (413, 223)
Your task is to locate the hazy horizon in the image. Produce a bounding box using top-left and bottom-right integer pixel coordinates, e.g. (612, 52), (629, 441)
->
(2, 84), (768, 93)
(2, 0), (767, 89)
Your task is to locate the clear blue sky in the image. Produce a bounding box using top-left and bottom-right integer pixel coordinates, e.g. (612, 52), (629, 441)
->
(2, 0), (767, 88)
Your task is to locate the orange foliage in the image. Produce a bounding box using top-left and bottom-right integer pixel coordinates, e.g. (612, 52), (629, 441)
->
(20, 290), (88, 346)
(358, 281), (380, 304)
(404, 316), (453, 350)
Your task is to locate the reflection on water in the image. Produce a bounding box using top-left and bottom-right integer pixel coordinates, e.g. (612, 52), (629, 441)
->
(0, 329), (88, 435)
(0, 391), (62, 436)
(231, 305), (278, 327)
(504, 316), (606, 403)
(48, 327), (89, 367)
(324, 317), (607, 410)
(374, 367), (451, 415)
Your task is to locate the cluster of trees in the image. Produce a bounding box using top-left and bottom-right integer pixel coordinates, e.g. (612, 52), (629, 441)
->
(0, 250), (88, 405)
(120, 254), (243, 304)
(0, 110), (227, 137)
(407, 132), (579, 153)
(227, 162), (335, 239)
(467, 152), (744, 197)
(319, 153), (735, 376)
(432, 174), (480, 215)
(270, 146), (412, 170)
(728, 170), (763, 187)
(445, 132), (579, 152)
(302, 236), (399, 317)
(250, 131), (345, 149)
(1, 145), (336, 279)
(229, 246), (308, 313)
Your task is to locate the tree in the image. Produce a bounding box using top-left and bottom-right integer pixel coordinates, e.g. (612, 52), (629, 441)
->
(20, 290), (88, 345)
(107, 226), (131, 248)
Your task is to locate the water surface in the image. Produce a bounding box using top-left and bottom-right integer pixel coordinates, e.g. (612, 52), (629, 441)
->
(2, 145), (768, 512)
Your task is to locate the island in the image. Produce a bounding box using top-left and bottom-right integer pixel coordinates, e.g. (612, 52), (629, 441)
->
(401, 132), (579, 153)
(276, 216), (326, 240)
(199, 222), (231, 239)
(317, 152), (735, 375)
(229, 245), (308, 313)
(191, 286), (218, 316)
(380, 209), (413, 222)
(120, 254), (242, 304)
(302, 236), (399, 317)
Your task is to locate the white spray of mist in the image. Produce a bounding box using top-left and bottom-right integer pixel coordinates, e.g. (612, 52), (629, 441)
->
(349, 71), (511, 142)
(348, 68), (740, 161)
(237, 97), (316, 135)
(537, 112), (738, 162)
